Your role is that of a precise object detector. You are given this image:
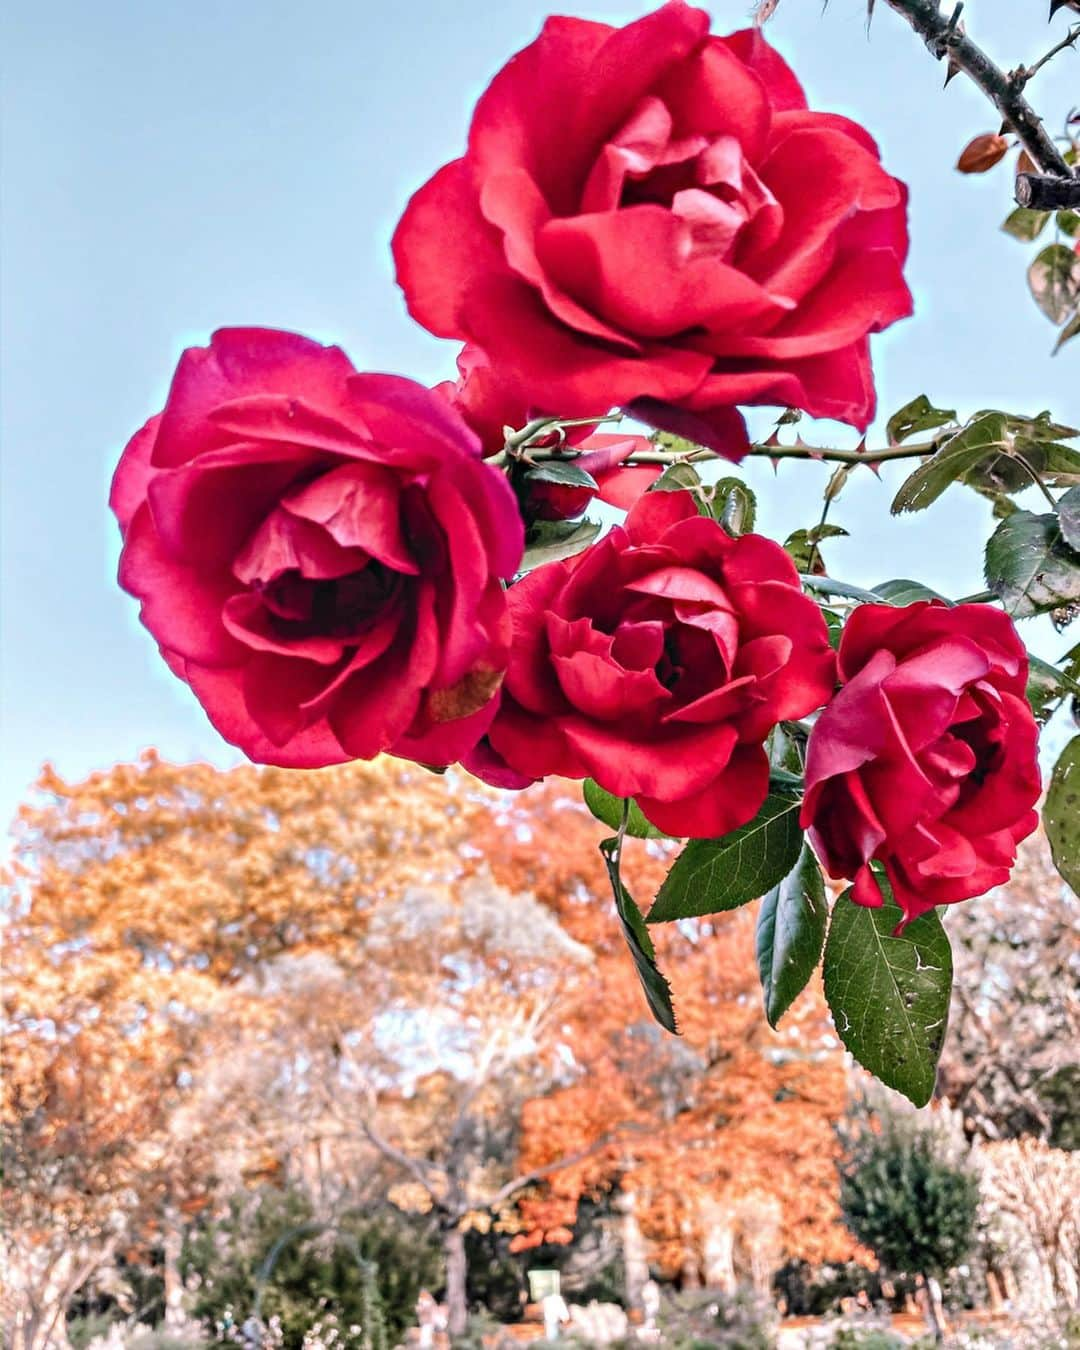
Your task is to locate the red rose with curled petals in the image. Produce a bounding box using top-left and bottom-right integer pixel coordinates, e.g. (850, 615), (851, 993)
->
(467, 490), (836, 837)
(801, 602), (1041, 928)
(110, 328), (523, 769)
(394, 2), (912, 456)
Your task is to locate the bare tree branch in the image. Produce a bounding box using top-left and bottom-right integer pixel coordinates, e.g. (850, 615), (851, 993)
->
(358, 1117), (445, 1202)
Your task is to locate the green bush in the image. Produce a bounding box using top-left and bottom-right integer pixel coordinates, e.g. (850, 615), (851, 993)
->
(839, 1113), (978, 1284)
(68, 1313), (118, 1349)
(184, 1187), (441, 1349)
(772, 1259), (887, 1317)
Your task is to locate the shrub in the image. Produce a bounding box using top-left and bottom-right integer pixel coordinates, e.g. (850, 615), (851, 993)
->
(839, 1113), (978, 1283)
(184, 1187), (440, 1349)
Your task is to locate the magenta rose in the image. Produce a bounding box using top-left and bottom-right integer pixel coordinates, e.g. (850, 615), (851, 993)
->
(469, 490), (836, 836)
(393, 2), (912, 455)
(801, 602), (1041, 927)
(110, 328), (524, 768)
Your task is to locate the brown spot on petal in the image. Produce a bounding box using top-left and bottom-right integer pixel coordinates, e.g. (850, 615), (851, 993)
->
(428, 666), (504, 723)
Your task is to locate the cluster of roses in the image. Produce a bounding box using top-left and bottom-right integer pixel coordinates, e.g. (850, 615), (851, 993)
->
(112, 2), (1040, 928)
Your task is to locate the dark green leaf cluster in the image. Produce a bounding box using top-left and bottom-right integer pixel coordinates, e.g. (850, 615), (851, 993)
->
(584, 787), (954, 1107)
(839, 1116), (978, 1283)
(651, 459), (758, 535)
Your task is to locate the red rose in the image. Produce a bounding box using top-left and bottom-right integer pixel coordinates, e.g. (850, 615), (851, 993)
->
(111, 328), (523, 768)
(801, 602), (1041, 927)
(470, 490), (836, 836)
(393, 2), (911, 455)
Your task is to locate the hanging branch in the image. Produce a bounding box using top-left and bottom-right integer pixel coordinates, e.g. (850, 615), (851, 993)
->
(882, 0), (1080, 205)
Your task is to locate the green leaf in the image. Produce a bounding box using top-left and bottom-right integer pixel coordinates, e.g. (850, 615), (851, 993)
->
(1059, 485), (1080, 551)
(784, 525), (849, 572)
(756, 844), (828, 1028)
(891, 413), (1010, 514)
(714, 477), (757, 535)
(886, 395), (957, 446)
(1044, 737), (1080, 895)
(650, 462), (702, 493)
(584, 780), (668, 839)
(872, 579), (950, 606)
(648, 792), (803, 923)
(1026, 653), (1080, 724)
(1009, 411), (1080, 442)
(801, 575), (887, 605)
(524, 461), (599, 490)
(520, 518), (601, 572)
(965, 434), (1080, 495)
(1053, 312), (1080, 356)
(599, 836), (678, 1034)
(768, 721), (807, 778)
(823, 888), (952, 1107)
(1028, 243), (1080, 325)
(1001, 207), (1051, 242)
(651, 432), (705, 458)
(984, 510), (1080, 617)
(1057, 209), (1080, 239)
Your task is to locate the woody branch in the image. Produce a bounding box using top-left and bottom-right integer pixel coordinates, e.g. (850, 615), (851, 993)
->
(883, 0), (1080, 207)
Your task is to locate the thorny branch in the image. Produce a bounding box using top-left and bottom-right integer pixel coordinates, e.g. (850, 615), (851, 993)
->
(1011, 22), (1080, 90)
(755, 0), (1079, 204)
(881, 0), (1079, 202)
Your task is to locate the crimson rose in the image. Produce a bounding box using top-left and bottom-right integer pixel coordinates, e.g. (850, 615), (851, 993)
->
(111, 328), (523, 768)
(393, 1), (912, 455)
(469, 490), (836, 836)
(801, 602), (1041, 927)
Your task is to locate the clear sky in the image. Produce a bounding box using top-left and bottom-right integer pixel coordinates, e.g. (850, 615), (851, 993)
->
(3, 0), (1078, 831)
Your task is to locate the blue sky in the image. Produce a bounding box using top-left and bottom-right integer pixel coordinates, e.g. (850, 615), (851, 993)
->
(3, 0), (1078, 830)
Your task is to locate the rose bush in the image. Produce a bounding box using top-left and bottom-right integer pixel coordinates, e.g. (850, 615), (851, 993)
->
(110, 327), (523, 768)
(801, 602), (1041, 927)
(393, 1), (912, 455)
(468, 489), (836, 836)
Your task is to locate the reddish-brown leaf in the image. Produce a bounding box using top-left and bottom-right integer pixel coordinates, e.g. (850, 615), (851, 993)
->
(957, 133), (1010, 174)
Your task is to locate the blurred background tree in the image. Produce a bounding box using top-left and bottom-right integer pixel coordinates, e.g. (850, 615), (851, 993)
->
(838, 1103), (979, 1343)
(4, 755), (1077, 1348)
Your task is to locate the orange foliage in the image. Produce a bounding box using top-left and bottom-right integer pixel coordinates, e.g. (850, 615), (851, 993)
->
(479, 781), (856, 1277)
(4, 753), (853, 1339)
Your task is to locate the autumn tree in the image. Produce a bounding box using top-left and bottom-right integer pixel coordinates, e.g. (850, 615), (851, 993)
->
(2, 754), (481, 1346)
(4, 755), (861, 1342)
(1, 758), (620, 1338)
(479, 782), (856, 1300)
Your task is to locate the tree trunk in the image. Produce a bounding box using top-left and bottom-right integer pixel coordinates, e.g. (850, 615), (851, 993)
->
(12, 1303), (73, 1350)
(615, 1189), (650, 1311)
(163, 1203), (185, 1328)
(442, 1223), (469, 1338)
(919, 1273), (947, 1344)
